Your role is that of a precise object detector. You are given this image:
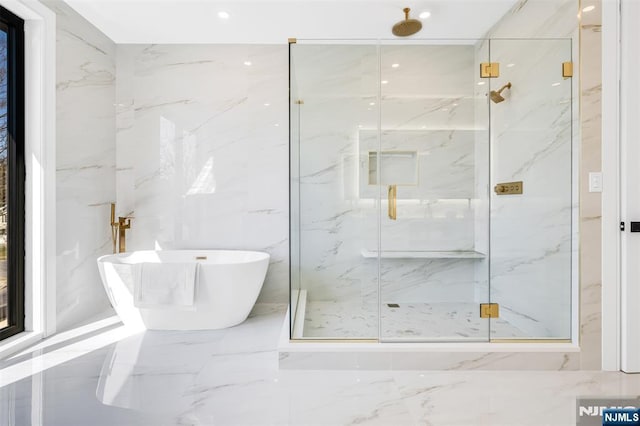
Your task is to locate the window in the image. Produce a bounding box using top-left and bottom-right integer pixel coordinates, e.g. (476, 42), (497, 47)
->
(0, 5), (25, 341)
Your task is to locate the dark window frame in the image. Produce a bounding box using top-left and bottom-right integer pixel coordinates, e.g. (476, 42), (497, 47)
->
(0, 5), (25, 342)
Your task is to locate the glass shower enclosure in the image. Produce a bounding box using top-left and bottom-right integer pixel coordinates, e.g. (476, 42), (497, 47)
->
(289, 39), (573, 342)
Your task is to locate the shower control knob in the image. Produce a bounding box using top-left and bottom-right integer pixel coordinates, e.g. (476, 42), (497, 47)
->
(494, 181), (524, 195)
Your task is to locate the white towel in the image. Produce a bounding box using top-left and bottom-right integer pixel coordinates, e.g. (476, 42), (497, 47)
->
(134, 262), (198, 310)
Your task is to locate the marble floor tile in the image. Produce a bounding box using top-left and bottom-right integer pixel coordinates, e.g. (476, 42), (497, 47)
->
(1, 303), (639, 426)
(302, 301), (378, 339)
(394, 370), (640, 426)
(302, 301), (525, 340)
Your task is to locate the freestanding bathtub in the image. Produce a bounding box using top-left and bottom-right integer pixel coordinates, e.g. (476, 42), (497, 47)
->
(97, 250), (270, 330)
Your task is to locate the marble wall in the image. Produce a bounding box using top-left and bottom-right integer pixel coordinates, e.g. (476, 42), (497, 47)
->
(46, 0), (600, 357)
(47, 1), (116, 331)
(115, 45), (289, 303)
(578, 0), (602, 370)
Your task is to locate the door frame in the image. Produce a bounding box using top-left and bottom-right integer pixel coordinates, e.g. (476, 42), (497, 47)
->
(601, 0), (640, 372)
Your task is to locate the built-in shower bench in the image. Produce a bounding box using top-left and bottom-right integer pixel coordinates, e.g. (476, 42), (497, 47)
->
(360, 250), (486, 259)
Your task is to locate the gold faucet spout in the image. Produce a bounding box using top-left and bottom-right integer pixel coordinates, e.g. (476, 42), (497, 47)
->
(117, 216), (132, 253)
(118, 217), (131, 229)
(110, 203), (134, 253)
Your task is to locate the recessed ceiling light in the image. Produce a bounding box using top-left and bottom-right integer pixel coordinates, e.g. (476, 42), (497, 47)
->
(218, 11), (230, 19)
(244, 61), (252, 66)
(452, 103), (459, 107)
(477, 81), (486, 86)
(369, 102), (376, 106)
(582, 5), (595, 12)
(391, 63), (400, 68)
(506, 63), (516, 68)
(358, 124), (363, 128)
(552, 82), (561, 87)
(264, 103), (270, 107)
(274, 123), (279, 127)
(419, 11), (431, 19)
(381, 80), (388, 84)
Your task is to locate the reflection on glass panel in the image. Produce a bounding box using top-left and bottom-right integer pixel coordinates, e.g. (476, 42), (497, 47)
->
(0, 26), (7, 330)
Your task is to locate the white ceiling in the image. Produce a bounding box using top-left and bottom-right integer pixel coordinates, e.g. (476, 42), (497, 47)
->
(63, 0), (520, 44)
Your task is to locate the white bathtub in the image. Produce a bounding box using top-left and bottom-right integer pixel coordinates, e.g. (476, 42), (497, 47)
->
(97, 250), (270, 330)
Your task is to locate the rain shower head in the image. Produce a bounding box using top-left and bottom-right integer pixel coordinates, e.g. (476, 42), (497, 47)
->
(490, 82), (512, 104)
(392, 8), (422, 37)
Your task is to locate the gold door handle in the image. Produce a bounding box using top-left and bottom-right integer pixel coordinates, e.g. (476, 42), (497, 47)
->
(388, 185), (397, 220)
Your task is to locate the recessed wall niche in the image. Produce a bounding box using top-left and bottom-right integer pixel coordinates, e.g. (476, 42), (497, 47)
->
(368, 151), (418, 186)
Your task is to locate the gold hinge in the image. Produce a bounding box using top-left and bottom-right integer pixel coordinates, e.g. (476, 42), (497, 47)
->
(562, 62), (573, 79)
(480, 303), (499, 318)
(295, 99), (304, 105)
(480, 62), (500, 78)
(288, 38), (297, 44)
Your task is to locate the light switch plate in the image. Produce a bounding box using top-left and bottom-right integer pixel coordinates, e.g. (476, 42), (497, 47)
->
(589, 172), (602, 193)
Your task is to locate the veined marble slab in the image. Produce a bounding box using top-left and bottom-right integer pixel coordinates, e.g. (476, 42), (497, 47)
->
(4, 305), (633, 425)
(301, 301), (527, 340)
(48, 1), (116, 331)
(115, 44), (289, 303)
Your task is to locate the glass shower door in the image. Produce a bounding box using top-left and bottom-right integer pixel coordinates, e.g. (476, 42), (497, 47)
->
(378, 42), (491, 342)
(488, 39), (573, 340)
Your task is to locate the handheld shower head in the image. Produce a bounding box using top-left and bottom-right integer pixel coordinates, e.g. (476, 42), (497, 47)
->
(490, 82), (512, 104)
(392, 8), (422, 37)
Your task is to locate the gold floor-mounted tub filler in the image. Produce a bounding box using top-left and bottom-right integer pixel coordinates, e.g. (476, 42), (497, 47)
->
(110, 203), (133, 253)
